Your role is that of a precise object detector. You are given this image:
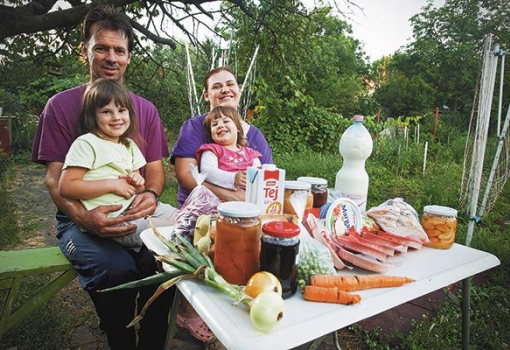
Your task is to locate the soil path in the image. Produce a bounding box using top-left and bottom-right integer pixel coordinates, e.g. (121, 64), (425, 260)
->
(8, 162), (365, 350)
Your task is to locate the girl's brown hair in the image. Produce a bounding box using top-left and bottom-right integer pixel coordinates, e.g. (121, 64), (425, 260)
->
(204, 106), (247, 147)
(79, 78), (141, 147)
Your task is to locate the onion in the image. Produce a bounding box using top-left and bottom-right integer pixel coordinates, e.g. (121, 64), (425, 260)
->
(249, 291), (284, 332)
(245, 271), (283, 298)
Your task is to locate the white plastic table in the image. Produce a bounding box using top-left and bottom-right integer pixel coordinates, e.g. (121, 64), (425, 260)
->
(141, 228), (500, 350)
(174, 244), (499, 350)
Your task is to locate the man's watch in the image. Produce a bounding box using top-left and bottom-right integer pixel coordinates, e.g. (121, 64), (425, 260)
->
(145, 189), (160, 203)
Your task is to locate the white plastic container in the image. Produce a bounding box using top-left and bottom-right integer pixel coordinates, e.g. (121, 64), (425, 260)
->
(334, 115), (373, 213)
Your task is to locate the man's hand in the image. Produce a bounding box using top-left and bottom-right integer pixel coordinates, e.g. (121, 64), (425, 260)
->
(74, 204), (139, 237)
(124, 191), (158, 217)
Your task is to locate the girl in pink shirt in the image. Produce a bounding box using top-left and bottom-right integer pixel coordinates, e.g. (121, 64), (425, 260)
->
(196, 106), (262, 189)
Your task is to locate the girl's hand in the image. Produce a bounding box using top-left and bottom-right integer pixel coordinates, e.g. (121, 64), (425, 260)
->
(234, 170), (247, 189)
(112, 178), (137, 199)
(125, 172), (145, 187)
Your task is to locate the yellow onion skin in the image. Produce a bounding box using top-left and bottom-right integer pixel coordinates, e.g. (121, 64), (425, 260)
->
(245, 271), (283, 298)
(249, 291), (284, 332)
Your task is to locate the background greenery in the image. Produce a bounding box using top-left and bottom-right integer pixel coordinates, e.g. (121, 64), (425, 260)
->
(1, 0), (510, 349)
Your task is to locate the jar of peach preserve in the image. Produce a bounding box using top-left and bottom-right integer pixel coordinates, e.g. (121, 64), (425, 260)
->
(214, 202), (262, 285)
(421, 205), (458, 249)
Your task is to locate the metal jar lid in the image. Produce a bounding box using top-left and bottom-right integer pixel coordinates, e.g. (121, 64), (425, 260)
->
(296, 176), (328, 186)
(217, 201), (260, 218)
(285, 180), (311, 190)
(423, 205), (458, 217)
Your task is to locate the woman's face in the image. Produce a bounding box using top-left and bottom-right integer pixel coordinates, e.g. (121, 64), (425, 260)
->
(204, 70), (241, 110)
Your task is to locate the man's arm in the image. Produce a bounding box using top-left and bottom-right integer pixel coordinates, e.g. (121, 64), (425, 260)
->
(46, 161), (138, 236)
(174, 157), (245, 202)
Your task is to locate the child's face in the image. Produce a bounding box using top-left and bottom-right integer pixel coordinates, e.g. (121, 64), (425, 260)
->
(95, 100), (130, 142)
(211, 114), (238, 148)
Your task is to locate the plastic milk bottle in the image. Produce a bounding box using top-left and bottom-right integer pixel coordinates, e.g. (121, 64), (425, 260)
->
(334, 115), (373, 213)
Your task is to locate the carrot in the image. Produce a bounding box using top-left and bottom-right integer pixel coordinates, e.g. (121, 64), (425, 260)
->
(303, 286), (361, 305)
(310, 274), (415, 291)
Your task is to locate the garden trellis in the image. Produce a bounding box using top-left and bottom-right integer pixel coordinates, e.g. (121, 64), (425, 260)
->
(459, 34), (508, 246)
(455, 34), (508, 350)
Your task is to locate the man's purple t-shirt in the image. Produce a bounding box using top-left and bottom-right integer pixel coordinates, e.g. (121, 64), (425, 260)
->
(170, 113), (273, 206)
(31, 85), (169, 175)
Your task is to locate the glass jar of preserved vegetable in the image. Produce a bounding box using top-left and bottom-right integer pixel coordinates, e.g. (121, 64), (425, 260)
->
(260, 221), (300, 299)
(297, 176), (328, 208)
(215, 202), (261, 284)
(421, 205), (458, 249)
(283, 181), (313, 216)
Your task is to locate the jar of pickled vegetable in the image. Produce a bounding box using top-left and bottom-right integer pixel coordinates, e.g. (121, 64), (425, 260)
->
(297, 176), (328, 208)
(283, 181), (313, 216)
(421, 205), (458, 249)
(260, 221), (300, 299)
(215, 202), (261, 284)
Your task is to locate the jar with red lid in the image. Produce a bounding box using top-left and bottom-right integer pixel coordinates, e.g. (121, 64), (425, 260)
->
(260, 221), (300, 299)
(215, 202), (262, 285)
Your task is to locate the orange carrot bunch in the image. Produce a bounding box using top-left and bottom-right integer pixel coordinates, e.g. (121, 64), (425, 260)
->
(302, 274), (415, 305)
(303, 286), (361, 305)
(310, 274), (414, 292)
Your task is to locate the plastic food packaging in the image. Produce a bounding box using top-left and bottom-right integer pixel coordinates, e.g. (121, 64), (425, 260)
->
(174, 165), (221, 242)
(291, 190), (336, 285)
(246, 164), (285, 215)
(367, 198), (429, 243)
(421, 205), (457, 249)
(319, 198), (362, 237)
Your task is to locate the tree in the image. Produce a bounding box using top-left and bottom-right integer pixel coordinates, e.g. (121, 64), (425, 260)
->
(400, 0), (510, 113)
(217, 1), (368, 153)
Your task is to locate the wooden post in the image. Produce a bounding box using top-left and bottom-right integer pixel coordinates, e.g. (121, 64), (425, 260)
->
(433, 107), (439, 140)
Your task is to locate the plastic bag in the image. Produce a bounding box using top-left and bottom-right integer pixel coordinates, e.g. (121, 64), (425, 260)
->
(367, 197), (429, 242)
(291, 191), (336, 285)
(174, 165), (221, 242)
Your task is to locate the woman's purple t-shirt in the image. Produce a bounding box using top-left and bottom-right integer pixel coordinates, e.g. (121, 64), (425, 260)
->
(170, 113), (273, 206)
(31, 85), (169, 176)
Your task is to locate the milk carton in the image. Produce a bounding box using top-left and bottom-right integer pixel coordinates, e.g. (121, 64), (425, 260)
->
(246, 164), (285, 214)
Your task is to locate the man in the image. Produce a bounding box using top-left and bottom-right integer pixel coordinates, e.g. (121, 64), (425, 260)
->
(31, 5), (172, 349)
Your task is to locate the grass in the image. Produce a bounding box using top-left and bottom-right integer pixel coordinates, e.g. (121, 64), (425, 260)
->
(1, 121), (509, 349)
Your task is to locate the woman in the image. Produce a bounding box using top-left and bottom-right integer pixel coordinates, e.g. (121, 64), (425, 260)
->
(170, 67), (273, 345)
(171, 66), (273, 207)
